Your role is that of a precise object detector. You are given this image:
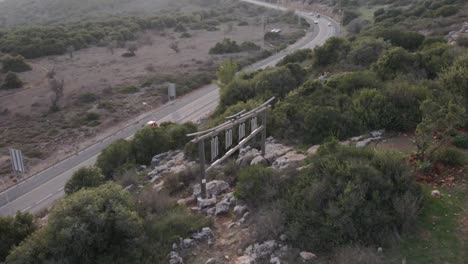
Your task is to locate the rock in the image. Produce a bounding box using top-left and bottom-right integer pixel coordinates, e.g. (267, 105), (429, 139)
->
(255, 240), (277, 259)
(193, 227), (214, 241)
(197, 197), (217, 208)
(355, 137), (382, 148)
(177, 196), (196, 206)
(172, 243), (178, 250)
(265, 142), (292, 163)
(431, 190), (441, 199)
(299, 251), (317, 262)
(272, 151), (306, 169)
(153, 180), (165, 191)
(270, 256), (281, 264)
(151, 152), (170, 167)
(234, 205), (248, 217)
(205, 207), (216, 216)
(251, 155), (269, 166)
(180, 238), (196, 249)
(307, 145), (320, 155)
(237, 147), (260, 167)
(169, 251), (184, 264)
(137, 165), (147, 172)
(377, 247), (383, 253)
(350, 135), (364, 142)
(205, 258), (216, 264)
(240, 212), (250, 224)
(235, 255), (253, 264)
(279, 234), (287, 241)
(370, 129), (385, 138)
(215, 200), (230, 215)
(193, 180), (230, 197)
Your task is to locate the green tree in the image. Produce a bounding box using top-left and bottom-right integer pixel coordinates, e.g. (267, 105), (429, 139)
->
(313, 37), (350, 66)
(372, 47), (417, 80)
(6, 183), (144, 264)
(216, 59), (238, 87)
(96, 139), (133, 179)
(0, 212), (36, 261)
(64, 166), (106, 194)
(414, 100), (465, 162)
(348, 37), (390, 66)
(131, 126), (170, 165)
(441, 55), (468, 108)
(285, 142), (422, 250)
(1, 72), (23, 89)
(1, 55), (31, 73)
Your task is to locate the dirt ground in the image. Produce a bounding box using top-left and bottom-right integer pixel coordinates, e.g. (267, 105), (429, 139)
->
(0, 13), (304, 190)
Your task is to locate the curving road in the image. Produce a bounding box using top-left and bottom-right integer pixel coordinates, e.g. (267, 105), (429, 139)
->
(0, 0), (339, 216)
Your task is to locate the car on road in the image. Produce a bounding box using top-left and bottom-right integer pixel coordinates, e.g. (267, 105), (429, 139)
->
(146, 121), (158, 127)
(328, 22), (332, 26)
(314, 20), (319, 24)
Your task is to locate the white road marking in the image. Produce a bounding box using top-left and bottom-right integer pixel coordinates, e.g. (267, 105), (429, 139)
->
(35, 193), (53, 205)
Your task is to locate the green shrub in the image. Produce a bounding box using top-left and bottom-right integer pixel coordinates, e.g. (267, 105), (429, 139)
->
(64, 166), (105, 194)
(276, 49), (312, 66)
(453, 135), (468, 149)
(432, 5), (459, 17)
(372, 47), (417, 80)
(240, 41), (260, 51)
(235, 166), (281, 208)
(180, 32), (192, 38)
(209, 38), (241, 54)
(375, 28), (425, 51)
(326, 71), (380, 95)
(1, 55), (31, 73)
(1, 72), (23, 89)
(78, 92), (99, 104)
(118, 85), (139, 94)
(284, 142), (423, 250)
(431, 147), (466, 167)
(457, 37), (468, 47)
(96, 139), (134, 179)
(313, 37), (350, 66)
(0, 212), (36, 261)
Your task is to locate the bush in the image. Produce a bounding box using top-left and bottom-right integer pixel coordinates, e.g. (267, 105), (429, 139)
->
(313, 37), (350, 66)
(453, 135), (468, 149)
(1, 55), (31, 73)
(235, 166), (281, 208)
(180, 32), (192, 38)
(64, 166), (105, 194)
(118, 85), (139, 94)
(431, 147), (466, 167)
(331, 246), (384, 264)
(284, 142), (423, 250)
(326, 71), (380, 94)
(240, 41), (260, 51)
(372, 47), (417, 80)
(131, 126), (170, 165)
(457, 36), (468, 47)
(348, 37), (390, 66)
(78, 92), (99, 104)
(375, 28), (425, 51)
(1, 72), (23, 89)
(209, 38), (241, 54)
(276, 49), (312, 66)
(96, 139), (134, 179)
(0, 212), (36, 261)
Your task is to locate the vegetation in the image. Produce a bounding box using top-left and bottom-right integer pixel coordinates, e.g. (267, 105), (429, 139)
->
(64, 166), (106, 194)
(1, 72), (23, 89)
(1, 55), (31, 73)
(0, 212), (36, 261)
(97, 122), (196, 178)
(209, 38), (260, 54)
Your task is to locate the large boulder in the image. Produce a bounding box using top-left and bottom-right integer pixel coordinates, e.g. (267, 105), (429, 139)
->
(237, 147), (261, 167)
(193, 180), (230, 197)
(306, 145), (320, 155)
(192, 227), (214, 241)
(272, 151), (306, 169)
(169, 251), (184, 264)
(264, 138), (292, 163)
(242, 240), (278, 262)
(251, 155), (269, 166)
(197, 197), (217, 208)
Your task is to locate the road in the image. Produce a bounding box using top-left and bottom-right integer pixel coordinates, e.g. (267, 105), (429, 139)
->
(0, 0), (339, 216)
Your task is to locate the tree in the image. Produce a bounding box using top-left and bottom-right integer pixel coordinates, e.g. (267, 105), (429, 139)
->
(1, 72), (23, 89)
(48, 74), (64, 112)
(348, 37), (390, 66)
(313, 37), (350, 67)
(414, 100), (465, 162)
(65, 166), (106, 194)
(131, 126), (170, 165)
(1, 55), (31, 73)
(441, 55), (468, 109)
(216, 59), (238, 87)
(96, 139), (133, 179)
(6, 183), (144, 264)
(66, 45), (75, 59)
(372, 47), (417, 80)
(285, 142), (423, 250)
(0, 212), (36, 261)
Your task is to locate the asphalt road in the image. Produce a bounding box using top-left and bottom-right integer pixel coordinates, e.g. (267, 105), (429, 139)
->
(0, 0), (339, 216)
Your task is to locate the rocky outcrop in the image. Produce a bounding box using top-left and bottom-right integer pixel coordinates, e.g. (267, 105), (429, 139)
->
(272, 151), (306, 169)
(299, 251), (317, 262)
(193, 180), (230, 197)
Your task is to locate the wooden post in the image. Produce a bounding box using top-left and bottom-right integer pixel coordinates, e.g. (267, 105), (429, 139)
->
(198, 140), (207, 198)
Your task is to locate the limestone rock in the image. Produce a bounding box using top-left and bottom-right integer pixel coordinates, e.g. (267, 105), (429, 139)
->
(193, 180), (230, 197)
(251, 155), (269, 166)
(299, 251), (317, 262)
(306, 145), (320, 155)
(272, 151), (306, 169)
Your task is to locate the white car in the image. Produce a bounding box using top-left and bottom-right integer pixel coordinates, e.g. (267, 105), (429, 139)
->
(328, 22), (332, 26)
(314, 20), (319, 24)
(146, 121), (158, 127)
